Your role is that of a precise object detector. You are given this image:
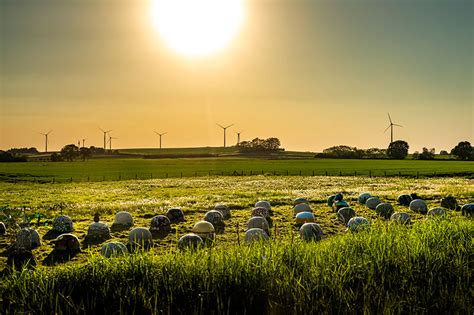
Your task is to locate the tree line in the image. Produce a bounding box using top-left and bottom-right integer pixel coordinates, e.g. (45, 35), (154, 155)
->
(316, 140), (473, 160)
(1, 140), (473, 162)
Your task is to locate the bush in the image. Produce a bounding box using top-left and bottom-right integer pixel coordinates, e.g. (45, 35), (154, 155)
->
(0, 151), (27, 162)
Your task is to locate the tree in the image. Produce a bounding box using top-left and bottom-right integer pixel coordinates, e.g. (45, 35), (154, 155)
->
(418, 147), (435, 160)
(79, 147), (92, 161)
(387, 140), (409, 159)
(237, 137), (283, 152)
(50, 152), (63, 162)
(60, 144), (79, 161)
(439, 150), (449, 155)
(451, 141), (473, 160)
(412, 151), (419, 160)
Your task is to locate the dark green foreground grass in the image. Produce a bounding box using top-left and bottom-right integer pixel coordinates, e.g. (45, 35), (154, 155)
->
(1, 219), (472, 314)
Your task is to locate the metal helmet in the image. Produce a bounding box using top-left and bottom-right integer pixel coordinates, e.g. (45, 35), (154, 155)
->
(244, 228), (269, 244)
(255, 201), (271, 211)
(214, 204), (231, 220)
(347, 217), (370, 232)
(101, 242), (127, 258)
(52, 215), (74, 233)
(390, 212), (411, 225)
(332, 200), (349, 212)
(358, 193), (372, 204)
(337, 207), (356, 224)
(295, 211), (315, 225)
(251, 207), (270, 218)
(178, 233), (204, 250)
(150, 215), (172, 233)
(299, 223), (323, 241)
(375, 203), (394, 219)
(293, 197), (309, 206)
(366, 197), (381, 210)
(440, 196), (457, 210)
(397, 194), (413, 206)
(409, 199), (428, 214)
(53, 233), (81, 252)
(461, 203), (474, 217)
(113, 211), (134, 227)
(427, 207), (446, 217)
(293, 203), (312, 217)
(166, 208), (186, 223)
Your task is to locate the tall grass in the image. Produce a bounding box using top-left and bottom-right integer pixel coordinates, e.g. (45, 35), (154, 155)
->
(1, 219), (472, 314)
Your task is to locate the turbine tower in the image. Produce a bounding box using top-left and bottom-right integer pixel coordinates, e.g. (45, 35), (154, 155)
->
(235, 131), (242, 145)
(384, 113), (403, 144)
(153, 131), (168, 149)
(216, 123), (233, 147)
(82, 139), (86, 148)
(40, 130), (52, 153)
(99, 128), (112, 150)
(108, 136), (118, 151)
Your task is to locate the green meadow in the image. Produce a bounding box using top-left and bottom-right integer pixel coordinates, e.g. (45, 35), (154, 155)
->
(1, 157), (473, 183)
(0, 176), (473, 313)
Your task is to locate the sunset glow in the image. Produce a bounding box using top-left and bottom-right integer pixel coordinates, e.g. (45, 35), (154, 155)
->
(151, 0), (245, 57)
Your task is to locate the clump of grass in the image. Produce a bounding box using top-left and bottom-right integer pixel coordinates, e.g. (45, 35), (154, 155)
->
(1, 218), (472, 313)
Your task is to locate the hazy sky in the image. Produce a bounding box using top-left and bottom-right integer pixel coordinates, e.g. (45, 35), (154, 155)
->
(1, 0), (472, 152)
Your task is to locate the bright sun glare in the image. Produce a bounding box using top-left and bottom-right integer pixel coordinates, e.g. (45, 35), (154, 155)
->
(151, 0), (245, 57)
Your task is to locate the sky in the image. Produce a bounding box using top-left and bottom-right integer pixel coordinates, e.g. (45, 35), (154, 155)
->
(1, 0), (472, 152)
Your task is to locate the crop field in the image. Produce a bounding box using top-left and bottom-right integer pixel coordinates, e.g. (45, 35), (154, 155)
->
(1, 157), (473, 183)
(0, 176), (473, 313)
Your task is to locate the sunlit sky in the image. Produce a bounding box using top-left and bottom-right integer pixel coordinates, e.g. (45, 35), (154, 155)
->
(1, 0), (472, 152)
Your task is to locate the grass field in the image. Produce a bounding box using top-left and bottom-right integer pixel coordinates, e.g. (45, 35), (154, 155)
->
(1, 157), (473, 183)
(0, 176), (472, 313)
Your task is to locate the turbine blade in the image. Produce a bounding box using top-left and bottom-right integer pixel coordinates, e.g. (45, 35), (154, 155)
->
(393, 124), (403, 127)
(225, 124), (234, 129)
(384, 125), (391, 133)
(388, 113), (392, 124)
(216, 123), (224, 129)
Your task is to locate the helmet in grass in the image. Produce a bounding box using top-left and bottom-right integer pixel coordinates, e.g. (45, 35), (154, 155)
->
(52, 215), (74, 233)
(15, 228), (41, 250)
(358, 193), (372, 204)
(86, 222), (111, 242)
(409, 199), (428, 214)
(149, 215), (172, 233)
(192, 221), (215, 241)
(332, 200), (349, 212)
(440, 196), (457, 210)
(113, 211), (134, 227)
(244, 228), (269, 244)
(101, 242), (127, 258)
(461, 203), (474, 217)
(178, 233), (204, 250)
(347, 217), (370, 232)
(293, 197), (309, 206)
(375, 203), (394, 219)
(327, 195), (336, 207)
(128, 227), (153, 250)
(427, 207), (446, 218)
(203, 210), (225, 233)
(293, 203), (312, 217)
(247, 216), (270, 234)
(251, 207), (270, 218)
(337, 207), (356, 224)
(390, 212), (411, 225)
(255, 201), (271, 212)
(299, 223), (323, 241)
(365, 197), (381, 210)
(166, 208), (186, 223)
(334, 193), (344, 202)
(53, 233), (81, 252)
(295, 211), (315, 225)
(397, 194), (413, 206)
(0, 222), (6, 235)
(214, 204), (231, 220)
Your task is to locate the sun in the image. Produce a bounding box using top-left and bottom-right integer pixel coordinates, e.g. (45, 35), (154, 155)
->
(151, 0), (245, 57)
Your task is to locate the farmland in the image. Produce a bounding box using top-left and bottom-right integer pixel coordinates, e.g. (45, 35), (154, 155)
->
(1, 157), (473, 183)
(0, 175), (473, 313)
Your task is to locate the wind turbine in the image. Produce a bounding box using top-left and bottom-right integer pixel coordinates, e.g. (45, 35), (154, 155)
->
(99, 128), (112, 150)
(108, 136), (118, 151)
(235, 131), (242, 145)
(216, 123), (233, 147)
(40, 130), (52, 153)
(384, 113), (403, 144)
(153, 131), (168, 149)
(82, 139), (86, 148)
